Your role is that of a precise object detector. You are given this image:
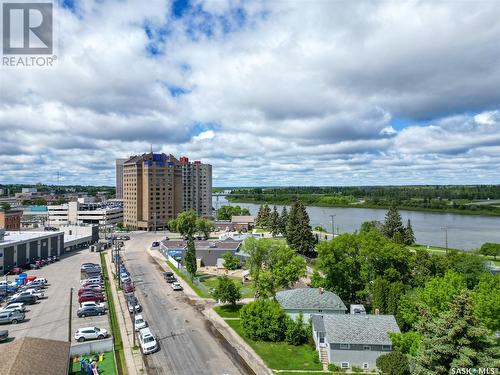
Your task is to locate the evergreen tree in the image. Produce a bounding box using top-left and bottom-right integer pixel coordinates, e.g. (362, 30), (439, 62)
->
(414, 292), (499, 374)
(286, 201), (316, 257)
(270, 205), (280, 236)
(279, 206), (289, 236)
(185, 237), (197, 279)
(382, 206), (405, 241)
(256, 205), (264, 227)
(372, 277), (390, 313)
(169, 211), (198, 279)
(404, 219), (415, 245)
(257, 204), (271, 229)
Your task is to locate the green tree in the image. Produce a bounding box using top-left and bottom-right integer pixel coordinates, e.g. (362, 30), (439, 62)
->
(242, 237), (270, 296)
(184, 238), (197, 279)
(222, 251), (240, 270)
(387, 281), (405, 316)
(240, 299), (287, 342)
(285, 312), (308, 345)
(170, 211), (198, 279)
(376, 352), (410, 375)
(389, 331), (422, 357)
(212, 276), (241, 307)
(270, 206), (280, 236)
(479, 242), (500, 260)
(409, 249), (447, 288)
(359, 220), (382, 234)
(472, 273), (500, 332)
(286, 201), (316, 257)
(403, 219), (415, 245)
(382, 206), (405, 241)
(372, 277), (390, 313)
(446, 251), (487, 289)
(217, 205), (250, 220)
(279, 206), (289, 236)
(256, 204), (271, 228)
(415, 292), (499, 374)
(196, 218), (213, 239)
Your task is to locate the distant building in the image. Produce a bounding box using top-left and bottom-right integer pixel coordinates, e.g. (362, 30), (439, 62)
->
(215, 215), (255, 232)
(115, 158), (127, 200)
(0, 209), (23, 231)
(21, 188), (37, 194)
(311, 314), (400, 371)
(162, 239), (242, 267)
(122, 152), (212, 231)
(275, 288), (347, 321)
(47, 201), (123, 227)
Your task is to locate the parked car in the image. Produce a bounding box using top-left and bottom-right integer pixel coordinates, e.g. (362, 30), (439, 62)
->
(29, 263), (40, 270)
(9, 267), (23, 275)
(77, 305), (106, 318)
(171, 282), (183, 291)
(81, 264), (101, 272)
(120, 273), (131, 283)
(13, 289), (44, 300)
(0, 310), (25, 324)
(78, 287), (104, 295)
(151, 241), (160, 248)
(0, 330), (8, 342)
(80, 301), (106, 310)
(34, 277), (48, 285)
(126, 296), (141, 313)
(165, 276), (176, 283)
(8, 294), (37, 305)
(122, 283), (134, 294)
(26, 279), (46, 289)
(162, 272), (174, 279)
(0, 303), (26, 313)
(134, 314), (148, 331)
(80, 278), (102, 286)
(74, 326), (108, 342)
(78, 293), (105, 303)
(79, 284), (103, 293)
(138, 327), (158, 354)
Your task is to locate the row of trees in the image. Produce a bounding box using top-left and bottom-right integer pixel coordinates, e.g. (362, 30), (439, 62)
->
(216, 205), (250, 221)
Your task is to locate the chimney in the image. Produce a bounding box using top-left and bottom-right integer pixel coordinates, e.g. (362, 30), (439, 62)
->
(319, 287), (324, 295)
(374, 308), (380, 315)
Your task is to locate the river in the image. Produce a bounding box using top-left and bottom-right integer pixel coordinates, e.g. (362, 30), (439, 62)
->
(213, 196), (500, 250)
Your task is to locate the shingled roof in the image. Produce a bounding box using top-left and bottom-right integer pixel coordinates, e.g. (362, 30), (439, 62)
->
(275, 288), (347, 311)
(0, 336), (70, 375)
(313, 314), (400, 346)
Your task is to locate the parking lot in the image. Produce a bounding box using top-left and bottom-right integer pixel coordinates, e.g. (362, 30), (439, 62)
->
(0, 248), (111, 344)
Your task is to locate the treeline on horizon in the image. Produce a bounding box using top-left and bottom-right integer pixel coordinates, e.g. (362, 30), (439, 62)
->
(226, 185), (500, 215)
(0, 184), (116, 196)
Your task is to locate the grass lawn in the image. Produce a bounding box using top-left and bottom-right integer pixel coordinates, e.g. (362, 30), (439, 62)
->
(213, 303), (244, 318)
(198, 274), (256, 298)
(226, 320), (322, 371)
(166, 261), (213, 298)
(69, 351), (116, 375)
(409, 244), (500, 265)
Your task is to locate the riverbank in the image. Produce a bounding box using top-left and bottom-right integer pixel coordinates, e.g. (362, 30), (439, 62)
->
(226, 196), (500, 217)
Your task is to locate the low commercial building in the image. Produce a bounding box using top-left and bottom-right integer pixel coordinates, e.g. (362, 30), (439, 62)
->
(47, 200), (123, 227)
(311, 314), (400, 371)
(0, 230), (64, 274)
(161, 239), (243, 267)
(275, 288), (347, 321)
(0, 209), (23, 230)
(215, 215), (255, 232)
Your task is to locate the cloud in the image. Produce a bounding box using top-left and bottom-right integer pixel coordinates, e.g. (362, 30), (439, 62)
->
(1, 0), (500, 186)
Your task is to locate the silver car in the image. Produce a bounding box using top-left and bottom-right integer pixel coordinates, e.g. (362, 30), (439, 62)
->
(74, 327), (109, 342)
(0, 310), (25, 324)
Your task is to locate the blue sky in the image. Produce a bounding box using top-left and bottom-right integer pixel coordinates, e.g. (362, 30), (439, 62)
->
(1, 0), (500, 186)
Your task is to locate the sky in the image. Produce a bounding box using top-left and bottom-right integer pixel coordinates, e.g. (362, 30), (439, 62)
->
(1, 0), (500, 187)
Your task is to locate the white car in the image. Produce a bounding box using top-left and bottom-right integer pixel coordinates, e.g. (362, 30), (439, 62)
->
(139, 327), (158, 354)
(171, 282), (183, 291)
(80, 277), (101, 286)
(80, 301), (106, 310)
(0, 303), (25, 313)
(134, 314), (148, 331)
(26, 279), (46, 288)
(13, 289), (44, 300)
(74, 327), (109, 342)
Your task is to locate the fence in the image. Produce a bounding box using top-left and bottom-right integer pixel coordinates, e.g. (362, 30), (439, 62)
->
(70, 338), (114, 356)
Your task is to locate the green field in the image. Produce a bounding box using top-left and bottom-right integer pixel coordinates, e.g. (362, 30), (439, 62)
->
(226, 320), (322, 371)
(213, 304), (245, 318)
(69, 352), (116, 375)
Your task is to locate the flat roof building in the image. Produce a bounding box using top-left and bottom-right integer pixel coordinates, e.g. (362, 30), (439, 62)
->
(0, 209), (23, 231)
(115, 158), (127, 200)
(47, 201), (123, 227)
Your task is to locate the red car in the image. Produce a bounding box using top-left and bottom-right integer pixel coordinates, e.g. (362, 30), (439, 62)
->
(79, 285), (103, 293)
(78, 293), (105, 303)
(78, 287), (103, 296)
(122, 283), (134, 293)
(9, 267), (23, 275)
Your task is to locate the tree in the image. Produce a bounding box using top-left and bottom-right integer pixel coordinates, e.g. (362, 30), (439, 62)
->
(479, 242), (500, 260)
(217, 205), (250, 221)
(389, 331), (422, 357)
(372, 277), (390, 313)
(170, 211), (198, 278)
(359, 220), (382, 234)
(285, 312), (308, 345)
(415, 292), (499, 374)
(403, 219), (415, 245)
(382, 206), (405, 242)
(242, 237), (270, 295)
(240, 299), (287, 342)
(286, 201), (316, 257)
(446, 251), (487, 289)
(269, 206), (280, 236)
(279, 206), (289, 236)
(256, 204), (271, 228)
(184, 237), (197, 279)
(472, 273), (500, 332)
(376, 352), (410, 375)
(212, 276), (241, 306)
(222, 251), (240, 270)
(196, 218), (213, 240)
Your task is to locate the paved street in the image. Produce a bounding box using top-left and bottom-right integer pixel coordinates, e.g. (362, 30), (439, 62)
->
(121, 232), (245, 375)
(2, 248), (110, 344)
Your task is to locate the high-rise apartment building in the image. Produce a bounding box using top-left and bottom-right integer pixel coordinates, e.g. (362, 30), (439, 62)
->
(115, 158), (127, 199)
(121, 152), (212, 231)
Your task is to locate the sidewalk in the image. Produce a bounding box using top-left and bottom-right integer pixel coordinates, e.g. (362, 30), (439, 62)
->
(148, 247), (272, 375)
(105, 251), (145, 375)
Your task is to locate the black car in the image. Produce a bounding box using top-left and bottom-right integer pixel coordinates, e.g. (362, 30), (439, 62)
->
(165, 276), (176, 283)
(0, 330), (8, 342)
(162, 272), (174, 279)
(77, 305), (106, 318)
(9, 295), (37, 305)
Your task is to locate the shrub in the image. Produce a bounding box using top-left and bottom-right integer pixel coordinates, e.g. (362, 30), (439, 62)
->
(212, 276), (242, 307)
(376, 352), (410, 375)
(285, 313), (308, 345)
(240, 299), (287, 341)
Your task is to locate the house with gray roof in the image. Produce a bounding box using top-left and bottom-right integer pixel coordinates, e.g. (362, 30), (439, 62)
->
(275, 288), (347, 321)
(311, 314), (400, 371)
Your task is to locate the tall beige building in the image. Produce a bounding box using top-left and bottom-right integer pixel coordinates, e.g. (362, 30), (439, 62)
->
(122, 153), (212, 230)
(115, 158), (127, 199)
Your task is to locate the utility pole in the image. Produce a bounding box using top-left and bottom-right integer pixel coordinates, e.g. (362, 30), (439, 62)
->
(441, 226), (449, 251)
(68, 287), (73, 342)
(329, 214), (336, 240)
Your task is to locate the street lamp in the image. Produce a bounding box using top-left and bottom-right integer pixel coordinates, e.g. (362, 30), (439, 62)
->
(440, 226), (449, 251)
(329, 214), (336, 239)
